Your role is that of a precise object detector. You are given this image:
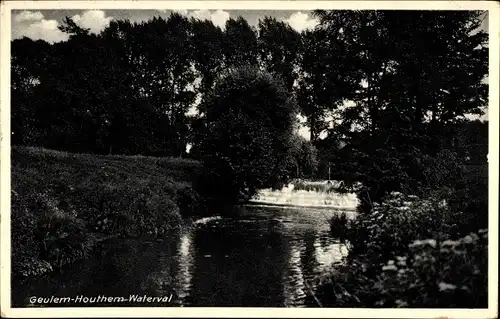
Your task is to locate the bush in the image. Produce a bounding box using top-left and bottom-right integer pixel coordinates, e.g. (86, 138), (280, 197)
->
(199, 66), (297, 204)
(376, 231), (488, 308)
(34, 197), (90, 268)
(346, 192), (470, 263)
(329, 211), (349, 240)
(11, 189), (89, 279)
(317, 192), (488, 308)
(318, 231), (487, 308)
(67, 179), (183, 237)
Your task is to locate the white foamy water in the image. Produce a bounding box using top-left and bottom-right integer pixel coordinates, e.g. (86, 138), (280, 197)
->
(193, 216), (223, 225)
(250, 182), (359, 210)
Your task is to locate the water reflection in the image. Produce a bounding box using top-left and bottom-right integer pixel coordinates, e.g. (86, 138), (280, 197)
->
(172, 231), (194, 305)
(283, 240), (306, 307)
(12, 206), (350, 308)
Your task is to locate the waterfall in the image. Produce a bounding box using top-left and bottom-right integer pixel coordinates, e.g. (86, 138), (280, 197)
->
(250, 181), (359, 210)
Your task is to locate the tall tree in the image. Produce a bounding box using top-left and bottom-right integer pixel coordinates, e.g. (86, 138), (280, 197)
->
(315, 10), (488, 210)
(11, 38), (53, 145)
(223, 17), (258, 67)
(257, 16), (301, 92)
(190, 18), (224, 95)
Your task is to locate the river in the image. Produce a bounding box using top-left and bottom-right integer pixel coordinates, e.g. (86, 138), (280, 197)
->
(12, 205), (353, 308)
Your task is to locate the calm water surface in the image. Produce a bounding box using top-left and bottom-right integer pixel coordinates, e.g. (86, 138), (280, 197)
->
(13, 205), (351, 307)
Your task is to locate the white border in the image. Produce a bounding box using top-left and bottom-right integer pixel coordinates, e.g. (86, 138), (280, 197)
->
(1, 1), (499, 318)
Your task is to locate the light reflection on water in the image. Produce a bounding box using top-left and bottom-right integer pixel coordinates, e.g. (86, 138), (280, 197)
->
(173, 231), (194, 305)
(12, 205), (351, 307)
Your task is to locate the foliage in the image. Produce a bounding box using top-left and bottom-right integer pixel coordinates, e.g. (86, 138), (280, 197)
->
(199, 66), (297, 204)
(313, 10), (488, 208)
(257, 17), (301, 92)
(12, 14), (197, 156)
(190, 18), (224, 94)
(11, 146), (202, 278)
(329, 211), (350, 240)
(12, 12), (486, 172)
(376, 231), (488, 308)
(223, 17), (259, 67)
(11, 188), (89, 279)
(346, 192), (474, 261)
(318, 192), (488, 308)
(289, 136), (319, 179)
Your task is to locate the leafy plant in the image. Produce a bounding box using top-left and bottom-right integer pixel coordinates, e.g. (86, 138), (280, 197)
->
(317, 192), (488, 308)
(199, 66), (297, 204)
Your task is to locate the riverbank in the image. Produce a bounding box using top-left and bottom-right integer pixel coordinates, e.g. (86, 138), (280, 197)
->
(11, 146), (203, 279)
(316, 188), (489, 308)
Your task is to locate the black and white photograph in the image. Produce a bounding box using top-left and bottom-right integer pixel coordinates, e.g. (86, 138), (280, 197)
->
(0, 1), (498, 318)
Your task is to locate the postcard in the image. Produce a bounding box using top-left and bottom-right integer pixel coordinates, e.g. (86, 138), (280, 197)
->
(1, 1), (498, 318)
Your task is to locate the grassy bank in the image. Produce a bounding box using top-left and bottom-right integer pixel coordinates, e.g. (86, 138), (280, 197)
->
(11, 146), (203, 279)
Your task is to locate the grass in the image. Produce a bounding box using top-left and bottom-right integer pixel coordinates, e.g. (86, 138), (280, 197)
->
(11, 146), (203, 279)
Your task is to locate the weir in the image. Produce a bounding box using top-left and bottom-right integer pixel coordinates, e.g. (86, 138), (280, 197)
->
(250, 181), (359, 210)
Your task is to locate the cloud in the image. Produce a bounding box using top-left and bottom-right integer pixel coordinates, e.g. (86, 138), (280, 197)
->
(171, 9), (189, 16)
(174, 9), (230, 29)
(12, 10), (113, 43)
(284, 11), (319, 32)
(13, 15), (69, 43)
(190, 9), (230, 29)
(71, 10), (113, 34)
(14, 11), (44, 22)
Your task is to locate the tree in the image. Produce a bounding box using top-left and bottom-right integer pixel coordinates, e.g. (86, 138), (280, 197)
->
(223, 17), (258, 67)
(190, 18), (225, 95)
(315, 10), (488, 211)
(11, 38), (53, 145)
(130, 14), (197, 156)
(199, 66), (297, 204)
(289, 135), (319, 179)
(257, 17), (301, 92)
(295, 24), (359, 142)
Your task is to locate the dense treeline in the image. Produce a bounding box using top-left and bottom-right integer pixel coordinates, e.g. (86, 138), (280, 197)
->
(12, 10), (488, 206)
(312, 11), (488, 209)
(11, 13), (303, 156)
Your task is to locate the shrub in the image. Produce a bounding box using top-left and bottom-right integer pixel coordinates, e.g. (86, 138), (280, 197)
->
(375, 230), (488, 308)
(346, 192), (475, 263)
(34, 198), (90, 268)
(199, 66), (297, 204)
(318, 231), (487, 308)
(316, 193), (488, 308)
(11, 189), (42, 278)
(73, 181), (182, 237)
(11, 189), (89, 278)
(329, 211), (350, 240)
